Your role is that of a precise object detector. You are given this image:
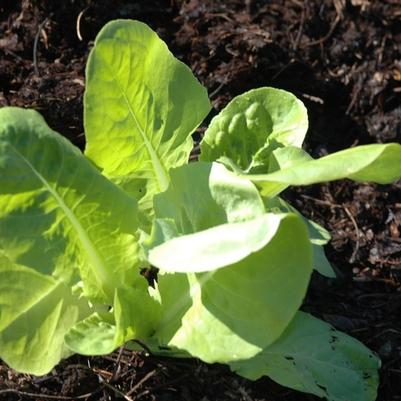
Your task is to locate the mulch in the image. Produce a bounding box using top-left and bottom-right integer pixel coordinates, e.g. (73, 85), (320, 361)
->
(1, 1), (401, 400)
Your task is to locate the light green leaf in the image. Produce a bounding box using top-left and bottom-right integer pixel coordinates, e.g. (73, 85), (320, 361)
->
(150, 214), (312, 363)
(200, 87), (308, 172)
(230, 311), (380, 401)
(248, 144), (401, 196)
(148, 214), (288, 273)
(0, 256), (85, 375)
(84, 19), (211, 217)
(219, 146), (314, 198)
(265, 197), (335, 277)
(0, 107), (140, 302)
(257, 146), (313, 197)
(268, 146), (313, 173)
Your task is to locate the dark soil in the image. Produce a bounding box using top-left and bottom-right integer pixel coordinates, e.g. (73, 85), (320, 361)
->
(1, 1), (401, 400)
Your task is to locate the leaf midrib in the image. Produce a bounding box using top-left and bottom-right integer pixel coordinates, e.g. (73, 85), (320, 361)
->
(8, 144), (114, 295)
(105, 60), (170, 192)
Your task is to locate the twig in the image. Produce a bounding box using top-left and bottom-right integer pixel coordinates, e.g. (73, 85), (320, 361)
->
(204, 12), (234, 23)
(100, 376), (134, 401)
(302, 14), (340, 48)
(371, 328), (401, 340)
(109, 346), (124, 382)
(301, 93), (324, 104)
(346, 84), (362, 115)
(300, 194), (362, 262)
(0, 388), (99, 400)
(2, 48), (23, 61)
(293, 0), (306, 51)
(209, 80), (226, 99)
(33, 17), (50, 76)
(136, 372), (190, 398)
(76, 8), (87, 41)
(343, 206), (360, 263)
(132, 339), (153, 355)
(272, 58), (295, 81)
(126, 369), (158, 396)
(300, 194), (341, 208)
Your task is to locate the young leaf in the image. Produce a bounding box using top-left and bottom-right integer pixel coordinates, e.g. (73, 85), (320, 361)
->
(230, 311), (380, 401)
(84, 20), (211, 217)
(200, 87), (308, 172)
(0, 107), (140, 302)
(247, 144), (401, 196)
(0, 255), (86, 375)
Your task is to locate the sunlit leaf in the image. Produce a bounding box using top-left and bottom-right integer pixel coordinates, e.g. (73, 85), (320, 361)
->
(85, 20), (211, 219)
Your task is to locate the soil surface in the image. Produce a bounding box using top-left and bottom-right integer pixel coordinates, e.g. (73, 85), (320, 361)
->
(1, 1), (401, 400)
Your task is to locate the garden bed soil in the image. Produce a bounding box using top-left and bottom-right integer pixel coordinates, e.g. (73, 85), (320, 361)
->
(1, 1), (401, 400)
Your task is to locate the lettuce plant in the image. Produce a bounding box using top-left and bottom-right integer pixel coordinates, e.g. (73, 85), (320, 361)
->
(1, 19), (400, 401)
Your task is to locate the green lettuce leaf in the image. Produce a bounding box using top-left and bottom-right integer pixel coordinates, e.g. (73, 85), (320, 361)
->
(230, 311), (380, 401)
(0, 107), (140, 302)
(247, 144), (401, 196)
(148, 214), (295, 273)
(0, 254), (87, 375)
(200, 87), (308, 172)
(84, 19), (211, 219)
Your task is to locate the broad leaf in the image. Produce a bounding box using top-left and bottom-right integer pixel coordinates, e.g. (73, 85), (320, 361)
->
(0, 255), (86, 375)
(152, 212), (312, 363)
(0, 107), (140, 302)
(230, 311), (380, 401)
(200, 87), (308, 172)
(247, 144), (401, 196)
(84, 20), (211, 217)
